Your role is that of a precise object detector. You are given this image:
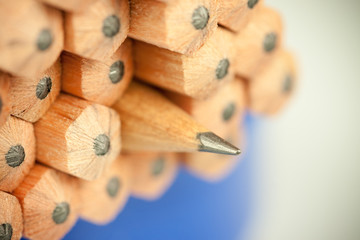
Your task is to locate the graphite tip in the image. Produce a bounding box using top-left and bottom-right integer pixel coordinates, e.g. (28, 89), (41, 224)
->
(197, 132), (241, 155)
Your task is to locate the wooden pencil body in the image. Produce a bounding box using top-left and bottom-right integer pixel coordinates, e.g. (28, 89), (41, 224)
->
(112, 82), (209, 152)
(234, 6), (283, 78)
(7, 58), (61, 123)
(62, 39), (133, 106)
(249, 50), (297, 115)
(37, 0), (99, 12)
(0, 191), (23, 240)
(34, 94), (121, 180)
(0, 75), (10, 127)
(134, 27), (236, 99)
(0, 116), (35, 192)
(0, 0), (63, 77)
(64, 0), (129, 61)
(13, 165), (78, 240)
(218, 0), (262, 32)
(78, 156), (130, 224)
(129, 0), (218, 55)
(124, 152), (178, 200)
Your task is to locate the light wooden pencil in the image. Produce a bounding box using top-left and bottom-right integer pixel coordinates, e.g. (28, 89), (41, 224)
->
(6, 58), (61, 123)
(0, 116), (35, 192)
(13, 164), (78, 240)
(36, 0), (99, 12)
(34, 94), (121, 180)
(129, 0), (218, 55)
(78, 155), (131, 224)
(112, 81), (241, 155)
(0, 74), (10, 128)
(64, 0), (129, 61)
(167, 79), (246, 180)
(248, 50), (297, 115)
(134, 27), (236, 99)
(124, 152), (178, 200)
(0, 0), (63, 77)
(218, 0), (262, 32)
(62, 39), (133, 106)
(0, 191), (23, 240)
(233, 6), (283, 78)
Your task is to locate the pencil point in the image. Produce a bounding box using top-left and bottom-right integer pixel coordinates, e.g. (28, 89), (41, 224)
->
(197, 132), (241, 155)
(52, 202), (70, 224)
(5, 145), (25, 168)
(0, 223), (12, 240)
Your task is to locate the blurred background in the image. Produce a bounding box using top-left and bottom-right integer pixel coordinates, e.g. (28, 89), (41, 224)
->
(65, 0), (360, 239)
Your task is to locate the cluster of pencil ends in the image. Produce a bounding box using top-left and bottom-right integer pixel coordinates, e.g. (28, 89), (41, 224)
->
(0, 0), (297, 239)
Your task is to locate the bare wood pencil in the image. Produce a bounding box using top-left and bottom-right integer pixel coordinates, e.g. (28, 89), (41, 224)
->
(134, 27), (236, 99)
(34, 94), (121, 180)
(64, 0), (129, 61)
(248, 50), (297, 115)
(0, 116), (35, 192)
(13, 164), (78, 240)
(124, 152), (178, 200)
(218, 0), (262, 32)
(0, 0), (63, 77)
(37, 0), (99, 12)
(62, 39), (133, 106)
(0, 74), (10, 128)
(6, 58), (61, 123)
(233, 6), (283, 78)
(129, 0), (218, 55)
(77, 155), (131, 224)
(0, 191), (23, 240)
(112, 81), (241, 155)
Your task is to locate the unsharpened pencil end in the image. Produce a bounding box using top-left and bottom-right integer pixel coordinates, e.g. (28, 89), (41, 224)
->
(197, 132), (241, 155)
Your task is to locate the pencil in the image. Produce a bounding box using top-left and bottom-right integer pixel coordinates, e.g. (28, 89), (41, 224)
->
(0, 116), (35, 192)
(36, 0), (99, 12)
(62, 39), (133, 106)
(7, 58), (61, 123)
(64, 0), (129, 61)
(0, 191), (23, 240)
(124, 152), (178, 200)
(112, 81), (241, 155)
(248, 50), (297, 115)
(129, 0), (218, 55)
(167, 79), (246, 180)
(233, 6), (283, 78)
(0, 0), (63, 77)
(218, 0), (262, 32)
(77, 156), (130, 224)
(34, 94), (121, 180)
(0, 74), (10, 128)
(134, 27), (236, 99)
(13, 164), (78, 240)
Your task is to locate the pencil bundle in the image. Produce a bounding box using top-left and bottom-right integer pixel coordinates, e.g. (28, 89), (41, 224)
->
(0, 0), (297, 238)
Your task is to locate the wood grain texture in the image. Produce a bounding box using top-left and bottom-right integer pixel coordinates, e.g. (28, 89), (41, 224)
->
(123, 152), (178, 200)
(129, 0), (218, 55)
(62, 39), (133, 106)
(0, 116), (35, 192)
(233, 6), (283, 78)
(78, 156), (131, 224)
(0, 0), (63, 77)
(35, 94), (121, 180)
(0, 74), (10, 128)
(37, 0), (99, 12)
(13, 165), (78, 240)
(134, 27), (236, 99)
(64, 0), (129, 61)
(112, 81), (210, 152)
(7, 58), (61, 123)
(0, 191), (23, 240)
(248, 50), (297, 115)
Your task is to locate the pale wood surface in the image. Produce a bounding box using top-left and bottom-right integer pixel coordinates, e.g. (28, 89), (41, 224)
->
(37, 0), (99, 12)
(0, 0), (63, 77)
(35, 94), (121, 180)
(0, 116), (35, 192)
(0, 191), (23, 240)
(0, 74), (10, 128)
(62, 39), (133, 106)
(129, 0), (218, 55)
(64, 0), (129, 61)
